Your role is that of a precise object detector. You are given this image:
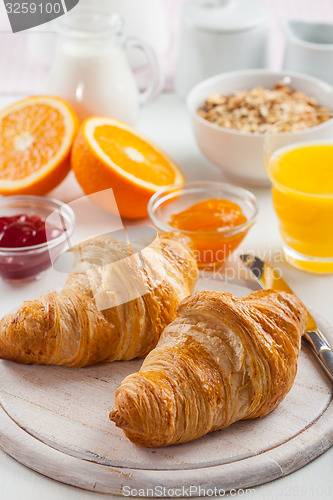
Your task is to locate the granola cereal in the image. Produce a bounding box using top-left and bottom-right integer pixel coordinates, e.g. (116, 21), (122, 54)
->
(197, 82), (331, 133)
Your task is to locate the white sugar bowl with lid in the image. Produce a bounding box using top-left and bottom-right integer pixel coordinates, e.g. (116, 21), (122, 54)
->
(175, 0), (269, 99)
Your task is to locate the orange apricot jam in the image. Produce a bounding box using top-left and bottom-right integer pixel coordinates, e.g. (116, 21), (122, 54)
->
(169, 198), (248, 267)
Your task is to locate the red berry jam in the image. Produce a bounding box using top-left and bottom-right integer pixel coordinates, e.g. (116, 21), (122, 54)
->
(0, 214), (64, 281)
(0, 214), (63, 248)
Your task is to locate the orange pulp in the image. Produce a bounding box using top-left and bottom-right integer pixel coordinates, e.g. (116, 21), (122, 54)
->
(169, 199), (248, 267)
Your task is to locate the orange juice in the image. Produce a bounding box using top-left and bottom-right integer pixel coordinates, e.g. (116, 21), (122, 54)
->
(267, 141), (333, 273)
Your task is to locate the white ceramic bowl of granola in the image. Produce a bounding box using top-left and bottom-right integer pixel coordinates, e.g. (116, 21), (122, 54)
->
(187, 69), (333, 185)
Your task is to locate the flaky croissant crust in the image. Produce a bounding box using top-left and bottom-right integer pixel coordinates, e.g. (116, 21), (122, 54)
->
(110, 289), (307, 447)
(0, 233), (198, 367)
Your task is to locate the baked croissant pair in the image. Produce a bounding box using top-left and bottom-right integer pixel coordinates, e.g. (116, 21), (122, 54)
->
(0, 233), (307, 448)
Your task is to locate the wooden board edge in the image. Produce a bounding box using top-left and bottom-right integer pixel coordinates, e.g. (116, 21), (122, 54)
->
(0, 400), (332, 496)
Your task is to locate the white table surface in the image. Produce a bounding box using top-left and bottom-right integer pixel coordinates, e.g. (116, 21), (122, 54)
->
(0, 93), (332, 500)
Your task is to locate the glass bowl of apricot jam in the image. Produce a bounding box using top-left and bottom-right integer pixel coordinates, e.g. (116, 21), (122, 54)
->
(0, 195), (75, 282)
(148, 181), (257, 269)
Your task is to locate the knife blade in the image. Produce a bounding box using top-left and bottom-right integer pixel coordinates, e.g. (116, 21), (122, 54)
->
(240, 254), (333, 381)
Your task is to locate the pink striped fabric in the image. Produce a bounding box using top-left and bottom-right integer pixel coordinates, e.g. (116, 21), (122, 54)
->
(0, 0), (332, 93)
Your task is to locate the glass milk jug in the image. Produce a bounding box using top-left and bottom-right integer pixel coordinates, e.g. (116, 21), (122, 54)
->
(46, 10), (160, 125)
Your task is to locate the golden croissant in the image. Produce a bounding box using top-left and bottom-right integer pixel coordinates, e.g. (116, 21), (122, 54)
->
(0, 233), (198, 367)
(110, 289), (307, 447)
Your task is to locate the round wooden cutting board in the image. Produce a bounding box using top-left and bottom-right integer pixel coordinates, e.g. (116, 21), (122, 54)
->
(0, 277), (332, 495)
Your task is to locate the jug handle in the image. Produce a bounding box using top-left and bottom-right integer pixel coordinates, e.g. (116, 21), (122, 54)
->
(125, 37), (163, 106)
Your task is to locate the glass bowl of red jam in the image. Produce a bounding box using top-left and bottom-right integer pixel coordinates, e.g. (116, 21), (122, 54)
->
(148, 181), (257, 269)
(0, 196), (75, 282)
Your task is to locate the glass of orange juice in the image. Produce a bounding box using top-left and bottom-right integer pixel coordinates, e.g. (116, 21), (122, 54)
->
(265, 119), (333, 273)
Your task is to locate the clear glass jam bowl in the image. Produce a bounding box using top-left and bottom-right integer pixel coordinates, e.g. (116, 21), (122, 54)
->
(0, 195), (75, 282)
(148, 181), (257, 269)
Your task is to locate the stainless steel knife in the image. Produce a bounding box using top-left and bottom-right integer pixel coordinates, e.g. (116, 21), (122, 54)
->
(240, 254), (333, 381)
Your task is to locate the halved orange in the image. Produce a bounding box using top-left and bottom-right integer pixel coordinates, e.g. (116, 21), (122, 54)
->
(71, 117), (185, 219)
(0, 96), (79, 195)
